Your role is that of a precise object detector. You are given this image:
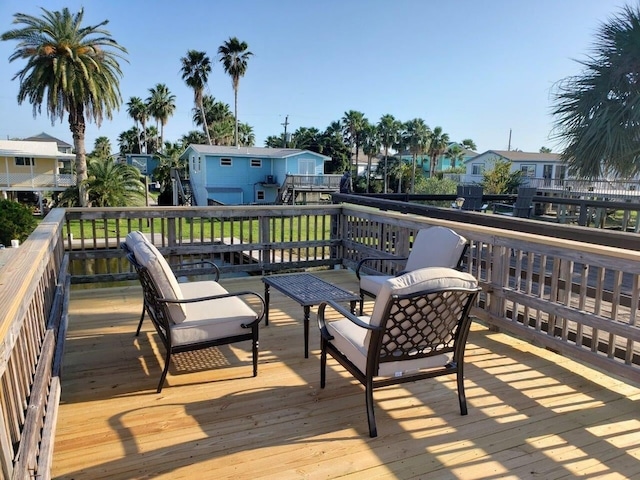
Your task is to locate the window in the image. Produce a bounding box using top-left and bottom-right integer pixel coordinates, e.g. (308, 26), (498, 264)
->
(471, 163), (484, 175)
(250, 158), (262, 168)
(15, 157), (34, 166)
(520, 165), (536, 177)
(220, 158), (232, 166)
(256, 190), (265, 201)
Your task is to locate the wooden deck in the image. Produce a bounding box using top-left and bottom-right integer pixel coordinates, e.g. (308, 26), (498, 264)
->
(54, 270), (640, 479)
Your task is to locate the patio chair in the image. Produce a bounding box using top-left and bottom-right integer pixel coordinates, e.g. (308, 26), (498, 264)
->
(122, 231), (222, 336)
(355, 226), (468, 314)
(122, 231), (265, 392)
(318, 267), (481, 437)
(493, 187), (537, 218)
(456, 185), (488, 212)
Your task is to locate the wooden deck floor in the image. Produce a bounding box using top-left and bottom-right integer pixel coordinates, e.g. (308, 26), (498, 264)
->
(54, 270), (640, 479)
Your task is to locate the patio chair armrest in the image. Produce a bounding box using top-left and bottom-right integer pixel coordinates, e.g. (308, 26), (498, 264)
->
(317, 299), (381, 339)
(170, 260), (220, 281)
(159, 290), (266, 327)
(355, 256), (408, 280)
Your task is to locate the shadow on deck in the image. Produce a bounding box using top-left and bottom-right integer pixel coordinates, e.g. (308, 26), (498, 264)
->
(54, 271), (640, 479)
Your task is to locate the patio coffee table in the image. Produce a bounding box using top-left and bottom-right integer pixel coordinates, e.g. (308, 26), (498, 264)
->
(262, 273), (359, 358)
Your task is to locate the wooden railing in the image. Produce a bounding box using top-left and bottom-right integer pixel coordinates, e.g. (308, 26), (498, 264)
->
(0, 209), (69, 479)
(2, 201), (640, 477)
(63, 205), (341, 283)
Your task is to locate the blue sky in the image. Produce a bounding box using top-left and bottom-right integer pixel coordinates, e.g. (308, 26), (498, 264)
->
(0, 0), (630, 154)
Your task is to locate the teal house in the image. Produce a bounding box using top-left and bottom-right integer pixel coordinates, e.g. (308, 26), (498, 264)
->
(180, 145), (331, 205)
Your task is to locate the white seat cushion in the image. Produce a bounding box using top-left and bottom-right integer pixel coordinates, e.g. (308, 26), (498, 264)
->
(360, 274), (392, 297)
(170, 293), (258, 346)
(132, 238), (187, 323)
(326, 317), (452, 378)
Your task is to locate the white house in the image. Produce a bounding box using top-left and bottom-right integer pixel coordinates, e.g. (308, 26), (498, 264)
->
(462, 150), (565, 185)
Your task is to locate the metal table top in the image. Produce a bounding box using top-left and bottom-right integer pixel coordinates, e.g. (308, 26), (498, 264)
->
(262, 273), (359, 306)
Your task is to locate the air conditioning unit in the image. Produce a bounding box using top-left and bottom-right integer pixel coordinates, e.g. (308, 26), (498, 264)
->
(265, 175), (275, 184)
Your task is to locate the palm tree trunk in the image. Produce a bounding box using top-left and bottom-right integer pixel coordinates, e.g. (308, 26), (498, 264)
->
(199, 98), (212, 145)
(234, 88), (239, 146)
(383, 147), (388, 194)
(69, 106), (89, 207)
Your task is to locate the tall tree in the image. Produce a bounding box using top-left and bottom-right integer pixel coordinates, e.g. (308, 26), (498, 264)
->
(377, 114), (401, 193)
(461, 138), (477, 151)
(445, 144), (465, 169)
(1, 7), (127, 206)
(238, 122), (255, 146)
(180, 50), (212, 145)
(126, 96), (148, 154)
(427, 126), (450, 177)
(146, 83), (175, 151)
(218, 37), (253, 146)
(362, 123), (380, 192)
(403, 119), (431, 193)
(91, 136), (112, 159)
(341, 110), (368, 173)
(552, 5), (640, 179)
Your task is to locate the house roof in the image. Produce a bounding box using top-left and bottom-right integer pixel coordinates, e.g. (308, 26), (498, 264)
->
(469, 150), (561, 163)
(22, 132), (73, 149)
(182, 145), (331, 160)
(0, 140), (75, 158)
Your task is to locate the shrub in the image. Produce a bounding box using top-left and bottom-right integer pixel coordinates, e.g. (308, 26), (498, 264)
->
(0, 199), (38, 246)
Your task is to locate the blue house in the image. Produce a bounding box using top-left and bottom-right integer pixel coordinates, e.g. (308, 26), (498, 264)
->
(180, 145), (332, 205)
(125, 153), (160, 183)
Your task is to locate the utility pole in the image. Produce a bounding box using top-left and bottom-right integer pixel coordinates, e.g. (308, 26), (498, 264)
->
(508, 128), (512, 151)
(281, 115), (289, 147)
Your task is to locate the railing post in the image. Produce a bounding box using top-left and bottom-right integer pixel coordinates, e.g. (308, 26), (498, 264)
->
(259, 214), (271, 272)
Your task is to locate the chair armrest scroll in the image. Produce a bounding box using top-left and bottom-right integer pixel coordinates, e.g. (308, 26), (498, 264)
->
(317, 300), (382, 339)
(355, 256), (408, 280)
(170, 260), (220, 281)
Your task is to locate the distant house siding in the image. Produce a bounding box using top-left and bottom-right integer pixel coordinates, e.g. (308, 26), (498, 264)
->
(3, 156), (57, 175)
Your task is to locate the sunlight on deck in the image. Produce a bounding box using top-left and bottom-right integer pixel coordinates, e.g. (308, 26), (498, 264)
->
(53, 271), (640, 479)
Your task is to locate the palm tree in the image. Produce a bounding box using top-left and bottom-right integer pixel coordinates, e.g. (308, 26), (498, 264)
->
(1, 7), (127, 207)
(218, 37), (253, 146)
(180, 50), (212, 145)
(342, 110), (368, 173)
(126, 96), (148, 153)
(445, 144), (465, 169)
(426, 126), (450, 177)
(377, 114), (401, 193)
(552, 5), (640, 179)
(362, 123), (380, 192)
(58, 157), (145, 207)
(461, 138), (477, 151)
(118, 127), (141, 154)
(403, 119), (431, 193)
(238, 122), (255, 146)
(146, 83), (175, 151)
(91, 136), (112, 159)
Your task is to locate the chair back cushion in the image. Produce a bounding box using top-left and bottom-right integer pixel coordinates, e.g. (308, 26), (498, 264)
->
(369, 267), (478, 330)
(125, 230), (149, 252)
(131, 237), (187, 323)
(404, 227), (467, 271)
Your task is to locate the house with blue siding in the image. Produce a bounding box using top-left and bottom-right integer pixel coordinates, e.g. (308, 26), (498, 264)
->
(180, 145), (332, 205)
(125, 154), (160, 182)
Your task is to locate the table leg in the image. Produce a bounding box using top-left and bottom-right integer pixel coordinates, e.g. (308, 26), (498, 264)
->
(350, 300), (356, 315)
(304, 305), (310, 358)
(264, 284), (270, 326)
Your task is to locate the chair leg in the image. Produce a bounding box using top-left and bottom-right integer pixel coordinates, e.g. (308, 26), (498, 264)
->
(157, 349), (172, 393)
(359, 293), (364, 316)
(135, 305), (145, 336)
(457, 368), (468, 416)
(320, 339), (327, 388)
(365, 377), (377, 437)
(252, 329), (259, 377)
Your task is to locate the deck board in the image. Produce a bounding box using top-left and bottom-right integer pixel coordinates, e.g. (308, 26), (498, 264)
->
(53, 270), (640, 479)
